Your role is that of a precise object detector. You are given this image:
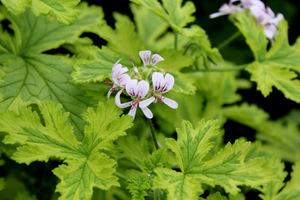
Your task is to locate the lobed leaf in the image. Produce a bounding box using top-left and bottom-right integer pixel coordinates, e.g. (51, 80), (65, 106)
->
(223, 103), (300, 162)
(1, 0), (81, 24)
(153, 120), (279, 199)
(130, 0), (195, 33)
(232, 12), (300, 102)
(0, 100), (133, 200)
(0, 4), (104, 139)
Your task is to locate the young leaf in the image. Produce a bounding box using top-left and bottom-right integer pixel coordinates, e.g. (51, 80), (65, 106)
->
(1, 0), (81, 24)
(0, 100), (133, 200)
(127, 175), (152, 200)
(153, 120), (279, 199)
(0, 4), (104, 139)
(232, 12), (300, 102)
(130, 0), (196, 33)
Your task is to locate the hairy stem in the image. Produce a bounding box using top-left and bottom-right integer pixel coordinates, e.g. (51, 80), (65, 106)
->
(217, 31), (241, 50)
(148, 119), (159, 150)
(114, 171), (129, 182)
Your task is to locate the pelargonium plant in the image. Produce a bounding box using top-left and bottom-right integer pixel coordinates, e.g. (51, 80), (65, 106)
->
(0, 0), (300, 200)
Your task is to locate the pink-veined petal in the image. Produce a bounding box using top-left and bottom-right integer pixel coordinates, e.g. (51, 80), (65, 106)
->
(139, 50), (151, 66)
(126, 79), (138, 97)
(162, 96), (178, 109)
(128, 106), (137, 120)
(140, 106), (153, 119)
(152, 72), (164, 91)
(115, 90), (132, 108)
(150, 54), (164, 65)
(162, 73), (175, 93)
(137, 80), (150, 98)
(118, 74), (131, 86)
(139, 96), (155, 108)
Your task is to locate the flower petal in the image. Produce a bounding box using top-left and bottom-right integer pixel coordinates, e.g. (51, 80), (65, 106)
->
(152, 72), (164, 91)
(118, 74), (131, 87)
(115, 90), (132, 108)
(128, 106), (137, 120)
(162, 96), (178, 109)
(137, 80), (150, 98)
(150, 54), (164, 65)
(163, 73), (175, 93)
(139, 96), (155, 108)
(140, 106), (153, 119)
(139, 50), (151, 66)
(126, 79), (138, 97)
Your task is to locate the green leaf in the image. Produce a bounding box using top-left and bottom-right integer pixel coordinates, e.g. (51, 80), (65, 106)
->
(223, 103), (300, 162)
(130, 0), (195, 33)
(0, 4), (104, 139)
(1, 0), (81, 24)
(94, 12), (144, 63)
(130, 3), (171, 51)
(72, 46), (132, 83)
(0, 100), (133, 200)
(246, 63), (300, 101)
(156, 49), (196, 95)
(276, 162), (300, 200)
(232, 12), (300, 102)
(153, 120), (279, 199)
(231, 12), (267, 61)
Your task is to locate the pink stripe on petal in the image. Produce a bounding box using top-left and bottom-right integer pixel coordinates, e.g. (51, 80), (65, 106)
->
(152, 72), (164, 91)
(162, 73), (175, 93)
(126, 79), (138, 97)
(118, 74), (131, 86)
(150, 54), (164, 65)
(162, 97), (178, 109)
(137, 80), (149, 98)
(139, 50), (151, 66)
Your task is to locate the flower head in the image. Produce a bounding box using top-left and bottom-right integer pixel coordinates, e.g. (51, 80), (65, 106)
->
(107, 59), (131, 98)
(115, 79), (153, 120)
(140, 72), (178, 109)
(108, 50), (178, 121)
(210, 0), (284, 40)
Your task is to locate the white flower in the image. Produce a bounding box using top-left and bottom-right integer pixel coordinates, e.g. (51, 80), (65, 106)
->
(139, 72), (178, 109)
(209, 0), (242, 19)
(107, 59), (131, 98)
(139, 50), (164, 67)
(115, 79), (153, 119)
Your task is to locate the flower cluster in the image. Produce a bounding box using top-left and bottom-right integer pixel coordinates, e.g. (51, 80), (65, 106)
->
(107, 50), (178, 120)
(210, 0), (284, 40)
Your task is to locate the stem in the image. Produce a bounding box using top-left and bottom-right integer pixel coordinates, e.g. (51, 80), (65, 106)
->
(148, 119), (159, 150)
(217, 31), (241, 50)
(196, 65), (247, 72)
(183, 42), (202, 55)
(114, 171), (129, 182)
